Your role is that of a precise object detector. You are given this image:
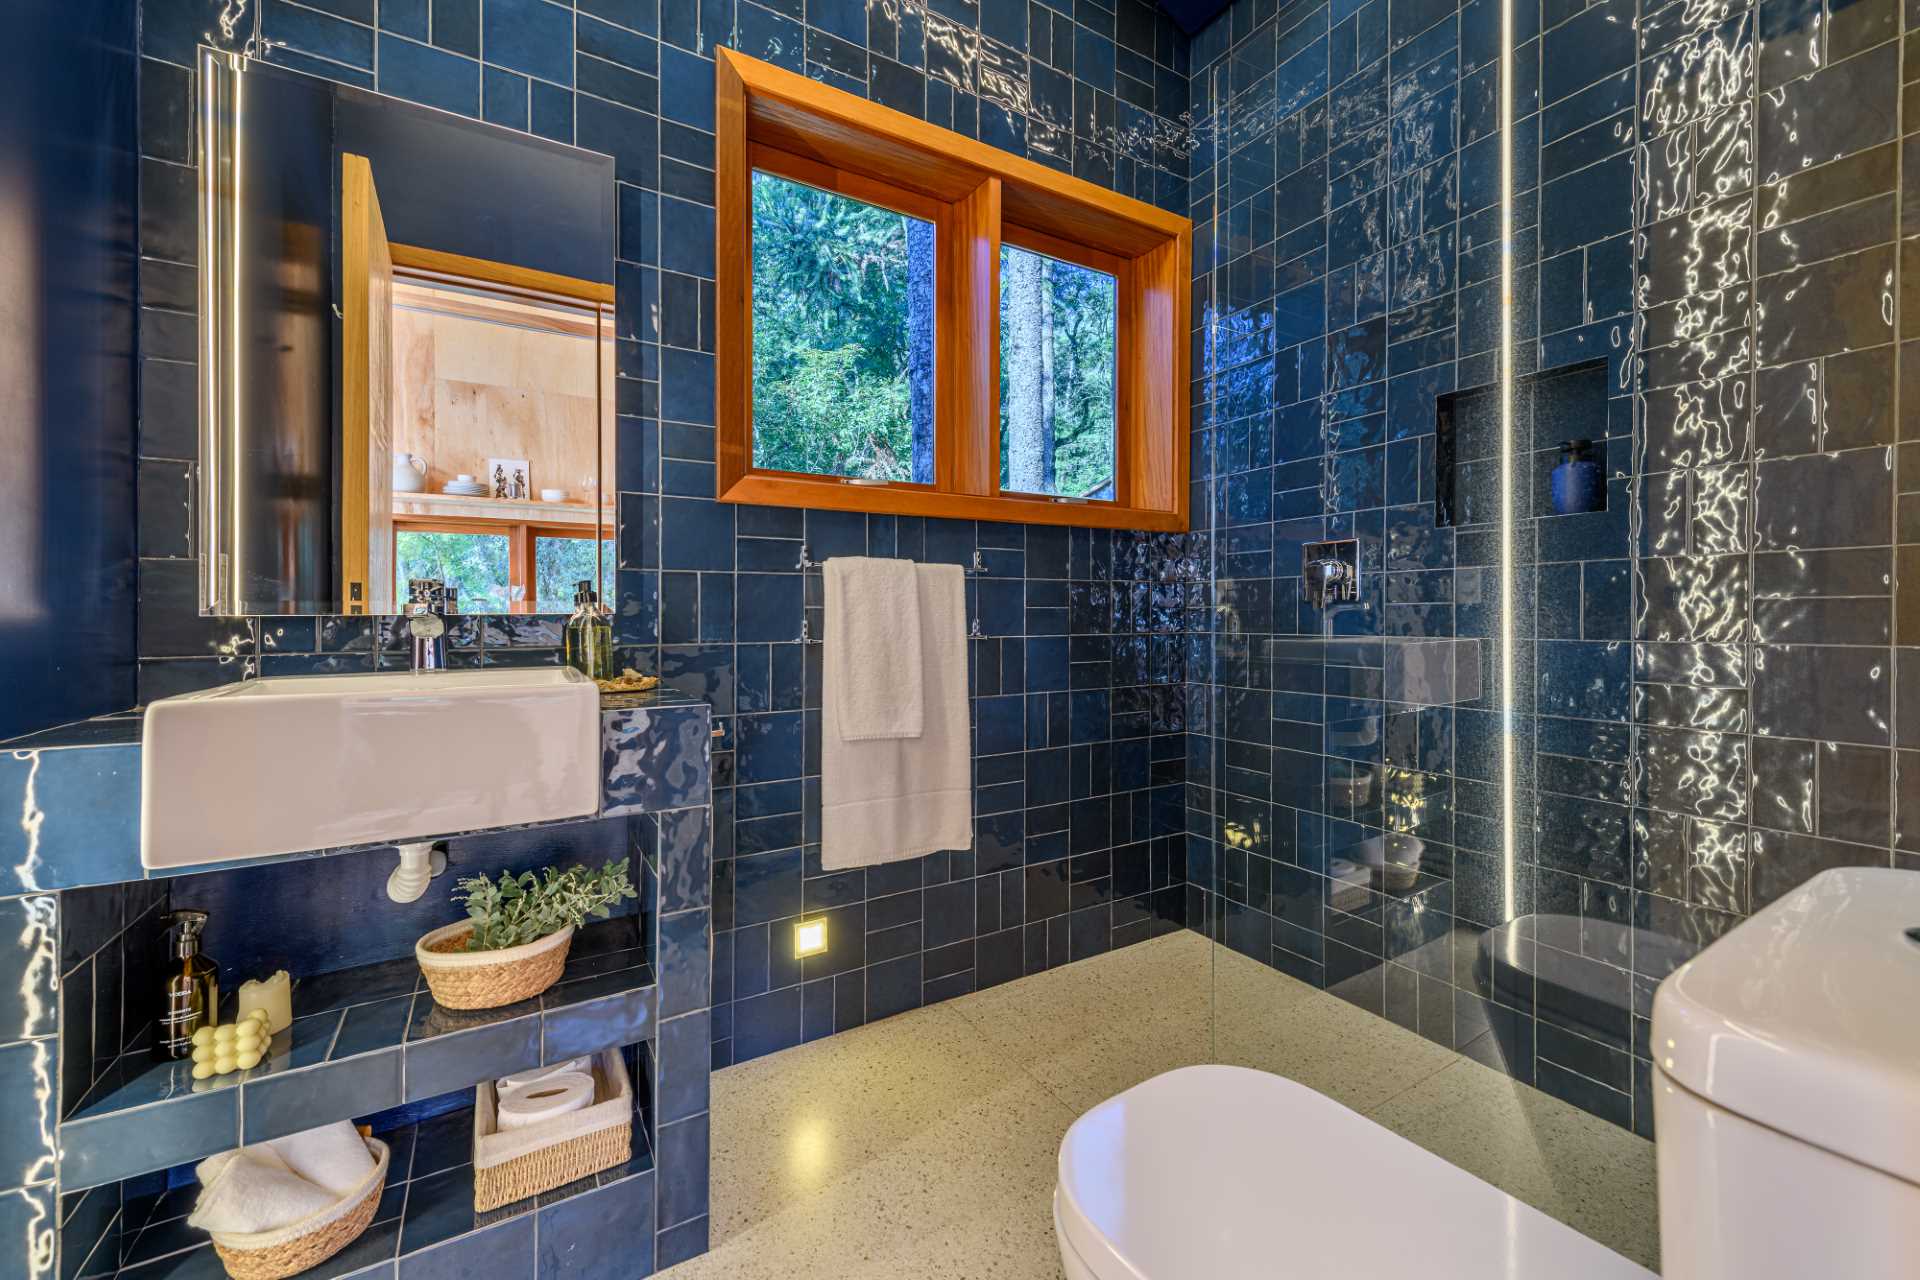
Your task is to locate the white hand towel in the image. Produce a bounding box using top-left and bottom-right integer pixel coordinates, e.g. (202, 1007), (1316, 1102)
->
(188, 1147), (339, 1235)
(822, 562), (971, 870)
(264, 1120), (376, 1198)
(824, 556), (923, 740)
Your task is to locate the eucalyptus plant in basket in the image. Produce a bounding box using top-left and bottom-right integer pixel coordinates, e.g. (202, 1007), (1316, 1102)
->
(415, 859), (636, 1010)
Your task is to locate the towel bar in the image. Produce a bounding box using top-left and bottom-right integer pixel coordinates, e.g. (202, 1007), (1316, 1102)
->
(795, 547), (990, 575)
(795, 547), (988, 644)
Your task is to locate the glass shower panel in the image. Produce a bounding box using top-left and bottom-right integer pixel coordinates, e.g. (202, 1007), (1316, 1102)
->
(1190, 0), (1904, 1150)
(1195, 0), (1495, 1069)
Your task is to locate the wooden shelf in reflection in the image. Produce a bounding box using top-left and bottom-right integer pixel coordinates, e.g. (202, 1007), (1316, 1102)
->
(394, 492), (605, 528)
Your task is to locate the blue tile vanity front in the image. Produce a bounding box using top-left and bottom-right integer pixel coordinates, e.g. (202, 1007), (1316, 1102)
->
(1, 692), (712, 1278)
(0, 694), (713, 893)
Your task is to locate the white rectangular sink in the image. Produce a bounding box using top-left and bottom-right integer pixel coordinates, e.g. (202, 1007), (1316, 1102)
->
(141, 667), (601, 869)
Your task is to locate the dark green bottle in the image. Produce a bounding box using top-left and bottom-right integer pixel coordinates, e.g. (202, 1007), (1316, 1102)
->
(564, 580), (614, 680)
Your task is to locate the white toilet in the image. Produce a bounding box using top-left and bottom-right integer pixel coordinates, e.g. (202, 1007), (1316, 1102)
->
(1056, 867), (1920, 1279)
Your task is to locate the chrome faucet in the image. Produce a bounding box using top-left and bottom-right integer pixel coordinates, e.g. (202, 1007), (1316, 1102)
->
(1306, 556), (1350, 602)
(405, 578), (456, 671)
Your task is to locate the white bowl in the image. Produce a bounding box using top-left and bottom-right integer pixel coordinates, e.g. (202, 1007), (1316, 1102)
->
(540, 488), (567, 502)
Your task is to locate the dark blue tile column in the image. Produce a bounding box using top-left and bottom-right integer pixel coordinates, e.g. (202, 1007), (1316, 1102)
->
(621, 697), (714, 1268)
(0, 892), (60, 1278)
(637, 802), (714, 1274)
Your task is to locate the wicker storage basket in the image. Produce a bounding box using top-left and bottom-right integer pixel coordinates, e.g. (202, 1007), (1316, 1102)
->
(415, 922), (573, 1010)
(472, 1047), (631, 1211)
(209, 1136), (389, 1280)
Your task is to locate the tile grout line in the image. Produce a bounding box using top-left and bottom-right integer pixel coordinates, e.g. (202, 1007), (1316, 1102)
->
(1357, 1054), (1463, 1117)
(929, 998), (1088, 1123)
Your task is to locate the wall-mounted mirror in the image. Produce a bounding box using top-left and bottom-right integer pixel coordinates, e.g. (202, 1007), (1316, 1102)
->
(197, 50), (617, 616)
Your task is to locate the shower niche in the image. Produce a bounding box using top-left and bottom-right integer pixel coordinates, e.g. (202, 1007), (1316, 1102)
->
(1434, 359), (1614, 529)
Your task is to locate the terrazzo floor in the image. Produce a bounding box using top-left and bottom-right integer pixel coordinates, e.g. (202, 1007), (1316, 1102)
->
(661, 931), (1660, 1278)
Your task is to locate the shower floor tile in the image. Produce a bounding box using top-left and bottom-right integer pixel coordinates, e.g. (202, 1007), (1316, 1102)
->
(659, 932), (1660, 1279)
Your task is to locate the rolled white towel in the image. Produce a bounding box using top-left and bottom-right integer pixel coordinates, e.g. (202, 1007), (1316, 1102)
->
(188, 1147), (337, 1235)
(264, 1121), (376, 1198)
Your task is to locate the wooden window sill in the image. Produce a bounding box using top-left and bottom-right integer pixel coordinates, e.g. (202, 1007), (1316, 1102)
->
(716, 472), (1188, 532)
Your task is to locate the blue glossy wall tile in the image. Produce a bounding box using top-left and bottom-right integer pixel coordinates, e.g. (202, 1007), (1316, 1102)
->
(244, 1052), (403, 1143)
(537, 1168), (654, 1280)
(0, 896), (59, 1047)
(654, 1114), (708, 1230)
(168, 820), (637, 981)
(58, 1087), (237, 1190)
(0, 0), (137, 743)
(603, 704), (714, 816)
(0, 1042), (56, 1192)
(655, 1214), (709, 1270)
(398, 1213), (534, 1280)
(122, 0), (1195, 1082)
(402, 1019), (540, 1103)
(0, 1183), (55, 1280)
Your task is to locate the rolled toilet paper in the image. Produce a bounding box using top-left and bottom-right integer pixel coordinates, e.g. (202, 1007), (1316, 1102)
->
(495, 1072), (595, 1131)
(497, 1057), (590, 1096)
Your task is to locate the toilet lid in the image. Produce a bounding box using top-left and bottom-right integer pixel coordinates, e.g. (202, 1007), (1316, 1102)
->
(1055, 1065), (1653, 1280)
(1652, 867), (1920, 1186)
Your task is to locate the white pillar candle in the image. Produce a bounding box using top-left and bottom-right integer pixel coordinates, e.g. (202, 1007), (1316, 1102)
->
(236, 970), (293, 1034)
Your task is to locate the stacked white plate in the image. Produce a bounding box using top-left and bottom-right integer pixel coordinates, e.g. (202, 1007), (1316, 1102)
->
(442, 479), (489, 496)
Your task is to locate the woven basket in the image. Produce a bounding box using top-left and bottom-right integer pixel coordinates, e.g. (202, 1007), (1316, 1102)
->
(473, 1048), (631, 1211)
(210, 1137), (389, 1280)
(415, 922), (573, 1010)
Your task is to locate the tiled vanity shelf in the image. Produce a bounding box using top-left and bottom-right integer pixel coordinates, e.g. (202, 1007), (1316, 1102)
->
(82, 1089), (656, 1279)
(24, 687), (713, 1272)
(60, 917), (655, 1191)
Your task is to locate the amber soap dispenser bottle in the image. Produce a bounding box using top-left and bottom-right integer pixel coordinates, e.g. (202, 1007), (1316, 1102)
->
(156, 910), (218, 1061)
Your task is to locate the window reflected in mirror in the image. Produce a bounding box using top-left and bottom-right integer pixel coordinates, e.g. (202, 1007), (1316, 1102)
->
(379, 274), (614, 615)
(394, 530), (513, 613)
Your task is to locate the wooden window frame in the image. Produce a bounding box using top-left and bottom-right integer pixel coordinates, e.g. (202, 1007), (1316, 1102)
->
(715, 47), (1191, 532)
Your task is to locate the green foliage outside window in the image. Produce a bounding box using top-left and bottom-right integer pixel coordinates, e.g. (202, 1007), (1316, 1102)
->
(750, 170), (1116, 500)
(999, 244), (1117, 499)
(534, 535), (600, 613)
(751, 171), (935, 482)
(395, 531), (511, 613)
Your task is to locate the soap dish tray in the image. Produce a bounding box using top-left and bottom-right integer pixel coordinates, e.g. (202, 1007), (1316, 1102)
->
(472, 1047), (631, 1211)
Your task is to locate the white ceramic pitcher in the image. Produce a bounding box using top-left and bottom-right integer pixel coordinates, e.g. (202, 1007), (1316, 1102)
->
(392, 452), (427, 493)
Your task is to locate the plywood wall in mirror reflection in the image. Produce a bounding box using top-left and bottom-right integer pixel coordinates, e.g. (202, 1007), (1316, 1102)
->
(388, 278), (614, 525)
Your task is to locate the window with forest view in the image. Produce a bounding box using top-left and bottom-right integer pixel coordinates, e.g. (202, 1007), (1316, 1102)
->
(395, 531), (511, 613)
(717, 48), (1190, 530)
(394, 530), (607, 615)
(750, 170), (936, 483)
(533, 535), (612, 614)
(999, 244), (1116, 499)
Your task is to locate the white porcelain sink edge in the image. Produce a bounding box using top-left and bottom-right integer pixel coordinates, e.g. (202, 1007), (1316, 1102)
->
(140, 668), (601, 870)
